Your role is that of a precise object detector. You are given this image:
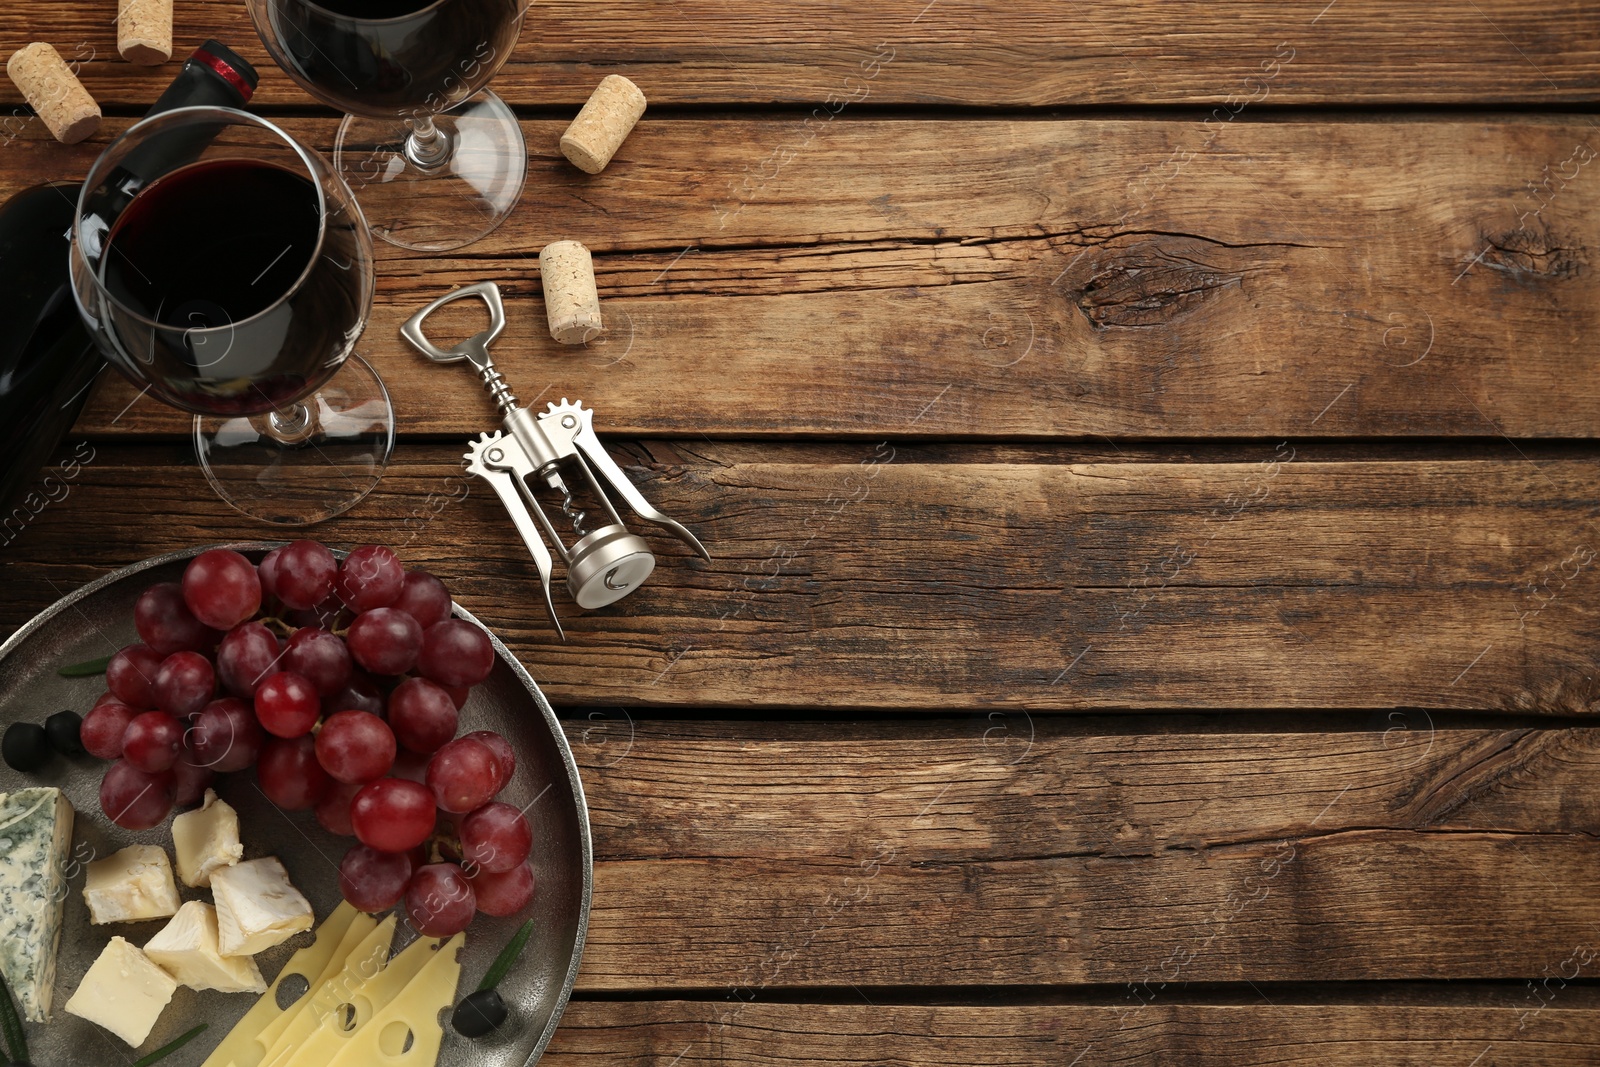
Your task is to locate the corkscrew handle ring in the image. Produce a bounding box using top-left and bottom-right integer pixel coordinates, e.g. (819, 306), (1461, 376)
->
(400, 280), (507, 367)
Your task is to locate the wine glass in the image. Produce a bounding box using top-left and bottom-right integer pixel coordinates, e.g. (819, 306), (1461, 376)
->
(245, 0), (529, 252)
(70, 106), (393, 526)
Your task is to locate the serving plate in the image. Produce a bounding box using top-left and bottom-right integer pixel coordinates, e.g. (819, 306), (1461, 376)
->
(0, 542), (591, 1067)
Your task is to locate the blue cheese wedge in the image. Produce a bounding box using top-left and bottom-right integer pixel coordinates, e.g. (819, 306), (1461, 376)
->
(84, 844), (181, 924)
(0, 787), (74, 1022)
(144, 901), (266, 994)
(64, 936), (177, 1047)
(212, 857), (313, 957)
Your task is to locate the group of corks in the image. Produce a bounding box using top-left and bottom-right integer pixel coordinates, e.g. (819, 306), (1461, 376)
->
(541, 73), (646, 346)
(6, 0), (172, 144)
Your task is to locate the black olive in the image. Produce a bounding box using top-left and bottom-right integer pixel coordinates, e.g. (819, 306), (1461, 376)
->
(451, 987), (509, 1038)
(45, 710), (84, 756)
(2, 721), (51, 773)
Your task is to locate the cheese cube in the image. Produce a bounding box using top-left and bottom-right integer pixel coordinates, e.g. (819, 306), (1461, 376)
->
(172, 789), (243, 887)
(144, 901), (266, 994)
(212, 857), (314, 957)
(64, 936), (177, 1047)
(84, 845), (180, 924)
(0, 787), (75, 1021)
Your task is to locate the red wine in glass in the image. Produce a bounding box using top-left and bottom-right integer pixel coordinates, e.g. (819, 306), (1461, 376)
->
(98, 158), (365, 415)
(247, 0), (530, 251)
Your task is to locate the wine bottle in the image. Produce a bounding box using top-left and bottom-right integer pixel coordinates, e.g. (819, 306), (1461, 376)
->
(0, 41), (259, 542)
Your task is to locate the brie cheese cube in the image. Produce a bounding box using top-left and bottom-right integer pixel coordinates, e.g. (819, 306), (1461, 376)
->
(144, 901), (267, 994)
(0, 787), (75, 1021)
(212, 857), (314, 957)
(64, 936), (177, 1047)
(84, 844), (181, 924)
(172, 789), (243, 887)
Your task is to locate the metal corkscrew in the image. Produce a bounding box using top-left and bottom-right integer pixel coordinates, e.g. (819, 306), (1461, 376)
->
(401, 281), (710, 639)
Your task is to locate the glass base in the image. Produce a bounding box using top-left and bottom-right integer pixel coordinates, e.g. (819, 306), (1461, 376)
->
(335, 90), (528, 252)
(195, 354), (394, 526)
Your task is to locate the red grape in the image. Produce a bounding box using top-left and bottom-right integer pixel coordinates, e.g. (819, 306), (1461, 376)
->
(336, 546), (404, 613)
(388, 678), (458, 755)
(275, 540), (339, 610)
(81, 701), (137, 759)
(134, 582), (220, 656)
(258, 547), (286, 604)
(153, 651), (215, 718)
(345, 608), (422, 676)
(217, 622), (282, 698)
(443, 685), (470, 710)
(254, 672), (321, 738)
(172, 745), (216, 808)
(92, 690), (118, 707)
(315, 710), (396, 784)
(182, 549), (262, 630)
(426, 737), (501, 814)
(257, 735), (330, 810)
(393, 571), (452, 629)
(123, 711), (184, 773)
(462, 730), (514, 788)
(417, 620), (494, 688)
(406, 863), (476, 936)
(339, 844), (414, 913)
(350, 778), (436, 852)
(188, 697), (264, 772)
(469, 862), (534, 917)
(100, 759), (176, 830)
(322, 670), (385, 720)
(107, 643), (163, 709)
(315, 780), (363, 836)
(460, 802), (532, 874)
(284, 628), (353, 696)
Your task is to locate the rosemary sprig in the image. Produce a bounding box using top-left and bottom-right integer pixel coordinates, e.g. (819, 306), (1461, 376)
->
(477, 919), (534, 992)
(133, 1023), (207, 1066)
(0, 967), (29, 1064)
(56, 653), (113, 677)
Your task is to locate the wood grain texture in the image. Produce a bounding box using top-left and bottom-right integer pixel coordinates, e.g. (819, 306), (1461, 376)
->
(544, 1001), (1600, 1066)
(565, 723), (1600, 987)
(4, 447), (1600, 713)
(1, 2), (1598, 108)
(3, 116), (1595, 440)
(576, 724), (1600, 862)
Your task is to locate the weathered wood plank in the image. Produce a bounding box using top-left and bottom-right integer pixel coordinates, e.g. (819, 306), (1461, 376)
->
(2, 2), (1597, 108)
(544, 1001), (1600, 1065)
(575, 723), (1600, 861)
(3, 446), (1600, 713)
(11, 115), (1591, 440)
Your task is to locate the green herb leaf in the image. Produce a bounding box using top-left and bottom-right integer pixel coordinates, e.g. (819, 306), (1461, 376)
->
(478, 919), (534, 992)
(57, 653), (114, 677)
(0, 966), (28, 1064)
(133, 1023), (207, 1066)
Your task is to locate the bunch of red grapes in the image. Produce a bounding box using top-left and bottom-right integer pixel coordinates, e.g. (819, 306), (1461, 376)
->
(82, 543), (535, 937)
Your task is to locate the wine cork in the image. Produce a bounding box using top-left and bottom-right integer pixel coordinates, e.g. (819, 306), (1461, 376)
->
(119, 0), (173, 65)
(559, 75), (646, 174)
(538, 241), (602, 345)
(5, 44), (100, 144)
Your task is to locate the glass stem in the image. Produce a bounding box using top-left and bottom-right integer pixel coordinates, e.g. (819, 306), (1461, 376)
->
(405, 113), (453, 170)
(267, 401), (315, 444)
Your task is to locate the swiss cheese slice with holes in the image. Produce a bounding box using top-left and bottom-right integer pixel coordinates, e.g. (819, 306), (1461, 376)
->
(256, 915), (395, 1067)
(279, 933), (463, 1067)
(325, 933), (464, 1067)
(198, 901), (369, 1067)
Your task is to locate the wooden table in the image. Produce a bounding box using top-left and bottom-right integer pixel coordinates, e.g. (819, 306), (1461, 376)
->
(4, 2), (1600, 1062)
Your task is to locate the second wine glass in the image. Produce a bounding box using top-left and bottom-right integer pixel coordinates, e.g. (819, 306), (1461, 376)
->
(246, 0), (529, 252)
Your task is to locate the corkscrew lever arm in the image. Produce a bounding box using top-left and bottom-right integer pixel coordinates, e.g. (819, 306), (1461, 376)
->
(566, 406), (711, 561)
(464, 434), (564, 641)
